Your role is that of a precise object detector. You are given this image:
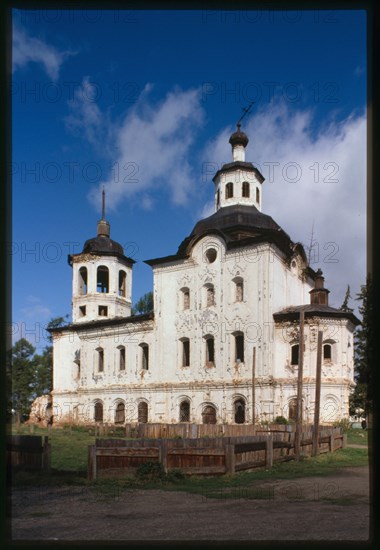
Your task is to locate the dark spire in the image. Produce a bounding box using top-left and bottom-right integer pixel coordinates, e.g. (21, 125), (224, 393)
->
(101, 186), (105, 220)
(97, 188), (110, 237)
(309, 268), (330, 306)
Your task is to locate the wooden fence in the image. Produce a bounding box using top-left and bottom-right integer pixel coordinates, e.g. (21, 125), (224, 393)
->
(7, 435), (51, 473)
(88, 427), (345, 480)
(89, 422), (298, 439)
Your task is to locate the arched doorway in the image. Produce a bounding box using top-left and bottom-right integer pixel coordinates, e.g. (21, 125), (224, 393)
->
(202, 405), (217, 424)
(234, 399), (246, 424)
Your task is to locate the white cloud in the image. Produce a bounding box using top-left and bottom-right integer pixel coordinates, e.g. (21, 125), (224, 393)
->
(65, 83), (205, 210)
(12, 24), (74, 81)
(20, 295), (52, 320)
(64, 76), (108, 149)
(202, 99), (366, 309)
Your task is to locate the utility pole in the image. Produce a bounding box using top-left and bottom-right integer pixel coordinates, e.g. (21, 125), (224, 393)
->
(252, 347), (256, 425)
(294, 309), (305, 461)
(312, 330), (323, 456)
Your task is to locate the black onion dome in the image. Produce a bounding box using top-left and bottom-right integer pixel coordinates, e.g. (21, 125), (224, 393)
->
(82, 235), (124, 255)
(190, 204), (280, 239)
(229, 124), (249, 148)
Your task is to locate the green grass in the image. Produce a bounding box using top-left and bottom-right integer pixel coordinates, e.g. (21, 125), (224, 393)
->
(9, 424), (368, 497)
(346, 428), (368, 446)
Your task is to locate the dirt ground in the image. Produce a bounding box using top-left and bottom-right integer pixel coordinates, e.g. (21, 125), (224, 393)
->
(9, 465), (371, 542)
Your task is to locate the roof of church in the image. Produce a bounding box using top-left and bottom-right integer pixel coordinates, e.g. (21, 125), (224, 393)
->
(212, 161), (264, 183)
(273, 304), (360, 325)
(48, 311), (154, 333)
(82, 234), (125, 256)
(145, 204), (309, 268)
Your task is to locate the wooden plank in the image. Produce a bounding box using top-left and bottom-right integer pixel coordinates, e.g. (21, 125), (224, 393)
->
(95, 447), (159, 457)
(180, 466), (226, 475)
(225, 444), (235, 475)
(266, 434), (273, 469)
(168, 448), (225, 457)
(88, 445), (97, 481)
(312, 330), (323, 455)
(295, 309), (305, 461)
(235, 460), (266, 472)
(234, 441), (266, 453)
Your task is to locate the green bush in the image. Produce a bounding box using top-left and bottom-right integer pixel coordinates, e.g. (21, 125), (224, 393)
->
(135, 461), (165, 482)
(333, 419), (351, 432)
(165, 468), (185, 483)
(274, 416), (288, 425)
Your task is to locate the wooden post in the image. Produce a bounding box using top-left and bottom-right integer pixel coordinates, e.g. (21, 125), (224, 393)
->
(225, 444), (235, 475)
(88, 445), (97, 481)
(160, 439), (168, 473)
(252, 347), (256, 425)
(312, 330), (323, 456)
(294, 309), (305, 461)
(265, 434), (273, 469)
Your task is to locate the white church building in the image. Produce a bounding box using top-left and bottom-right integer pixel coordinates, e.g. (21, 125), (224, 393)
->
(50, 124), (359, 426)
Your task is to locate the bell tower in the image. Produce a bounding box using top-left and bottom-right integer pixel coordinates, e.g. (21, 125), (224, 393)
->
(212, 122), (265, 212)
(68, 190), (135, 323)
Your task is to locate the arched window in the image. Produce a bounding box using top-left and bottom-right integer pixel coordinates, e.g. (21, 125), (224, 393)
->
(96, 347), (104, 372)
(179, 400), (190, 422)
(288, 398), (297, 421)
(138, 401), (148, 423)
(225, 182), (234, 199)
(242, 181), (250, 198)
(94, 401), (103, 422)
(180, 338), (190, 367)
(115, 402), (125, 424)
(202, 405), (217, 424)
(323, 343), (332, 361)
(204, 335), (215, 366)
(181, 287), (190, 310)
(78, 267), (88, 295)
(97, 266), (109, 293)
(291, 344), (299, 366)
(234, 332), (245, 363)
(234, 399), (246, 424)
(233, 277), (244, 302)
(256, 187), (260, 204)
(74, 349), (81, 379)
(140, 343), (149, 370)
(118, 270), (126, 297)
(118, 345), (126, 371)
(206, 284), (215, 307)
(216, 188), (220, 209)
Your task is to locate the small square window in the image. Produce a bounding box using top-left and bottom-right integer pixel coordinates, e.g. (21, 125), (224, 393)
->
(79, 305), (86, 317)
(98, 306), (108, 316)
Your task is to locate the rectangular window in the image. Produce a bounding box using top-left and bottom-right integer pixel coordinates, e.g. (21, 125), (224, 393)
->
(98, 306), (108, 316)
(98, 349), (104, 372)
(235, 334), (244, 362)
(142, 345), (149, 370)
(206, 338), (215, 365)
(79, 305), (86, 317)
(119, 347), (126, 370)
(182, 340), (190, 367)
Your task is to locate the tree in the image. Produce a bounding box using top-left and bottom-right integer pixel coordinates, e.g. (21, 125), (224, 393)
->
(340, 284), (354, 313)
(349, 277), (373, 417)
(33, 316), (69, 397)
(7, 316), (68, 422)
(131, 291), (153, 315)
(8, 338), (36, 421)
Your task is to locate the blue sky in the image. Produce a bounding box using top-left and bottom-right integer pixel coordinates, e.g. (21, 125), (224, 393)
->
(11, 8), (367, 351)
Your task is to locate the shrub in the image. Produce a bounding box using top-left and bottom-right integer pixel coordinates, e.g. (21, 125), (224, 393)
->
(135, 461), (165, 482)
(274, 416), (288, 425)
(333, 418), (351, 432)
(165, 468), (185, 483)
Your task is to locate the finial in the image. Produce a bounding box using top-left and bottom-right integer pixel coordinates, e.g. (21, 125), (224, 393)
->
(236, 100), (255, 127)
(102, 186), (105, 220)
(97, 186), (110, 237)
